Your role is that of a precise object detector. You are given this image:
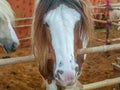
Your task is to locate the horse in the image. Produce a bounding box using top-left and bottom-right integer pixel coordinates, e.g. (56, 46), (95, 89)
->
(113, 8), (120, 30)
(0, 0), (19, 53)
(32, 0), (93, 90)
(109, 8), (120, 30)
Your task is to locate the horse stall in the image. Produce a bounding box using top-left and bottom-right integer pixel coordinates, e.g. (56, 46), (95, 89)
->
(0, 0), (120, 90)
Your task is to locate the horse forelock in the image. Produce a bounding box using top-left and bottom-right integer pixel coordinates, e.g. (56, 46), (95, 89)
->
(32, 0), (93, 78)
(0, 0), (14, 23)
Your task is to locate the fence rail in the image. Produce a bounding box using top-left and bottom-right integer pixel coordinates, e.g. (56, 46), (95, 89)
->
(83, 77), (120, 90)
(0, 44), (120, 66)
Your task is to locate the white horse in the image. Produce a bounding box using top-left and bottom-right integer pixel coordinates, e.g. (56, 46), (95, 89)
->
(110, 8), (120, 30)
(32, 0), (93, 90)
(113, 8), (120, 30)
(0, 0), (19, 53)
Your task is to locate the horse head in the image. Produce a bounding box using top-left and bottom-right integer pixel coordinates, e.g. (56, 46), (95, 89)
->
(33, 0), (93, 89)
(0, 0), (19, 53)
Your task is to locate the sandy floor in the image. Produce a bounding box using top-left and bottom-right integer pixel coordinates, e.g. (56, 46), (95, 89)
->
(0, 30), (120, 90)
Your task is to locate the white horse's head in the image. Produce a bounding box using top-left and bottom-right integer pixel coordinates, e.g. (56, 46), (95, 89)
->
(0, 0), (19, 53)
(33, 0), (93, 88)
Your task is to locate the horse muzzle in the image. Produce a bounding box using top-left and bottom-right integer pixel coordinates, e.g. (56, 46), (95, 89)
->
(2, 41), (19, 53)
(54, 69), (77, 87)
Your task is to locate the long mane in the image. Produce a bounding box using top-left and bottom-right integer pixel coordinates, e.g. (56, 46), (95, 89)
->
(32, 0), (93, 77)
(0, 0), (14, 22)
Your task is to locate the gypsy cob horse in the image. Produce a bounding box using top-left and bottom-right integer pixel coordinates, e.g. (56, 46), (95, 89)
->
(32, 0), (93, 90)
(0, 0), (19, 53)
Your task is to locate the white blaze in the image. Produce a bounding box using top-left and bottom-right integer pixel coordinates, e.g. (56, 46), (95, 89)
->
(8, 21), (19, 46)
(44, 4), (87, 66)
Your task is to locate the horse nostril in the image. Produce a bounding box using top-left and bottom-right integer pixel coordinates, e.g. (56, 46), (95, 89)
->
(57, 70), (64, 75)
(11, 43), (17, 51)
(55, 70), (64, 81)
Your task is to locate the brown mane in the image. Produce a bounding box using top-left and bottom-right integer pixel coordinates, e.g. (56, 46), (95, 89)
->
(32, 0), (93, 78)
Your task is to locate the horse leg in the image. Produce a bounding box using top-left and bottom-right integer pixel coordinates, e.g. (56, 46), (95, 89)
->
(46, 80), (57, 90)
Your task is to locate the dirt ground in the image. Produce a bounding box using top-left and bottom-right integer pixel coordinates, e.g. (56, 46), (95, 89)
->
(0, 30), (120, 90)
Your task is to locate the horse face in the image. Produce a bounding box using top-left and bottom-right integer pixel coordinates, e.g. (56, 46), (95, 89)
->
(0, 20), (19, 53)
(45, 4), (81, 86)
